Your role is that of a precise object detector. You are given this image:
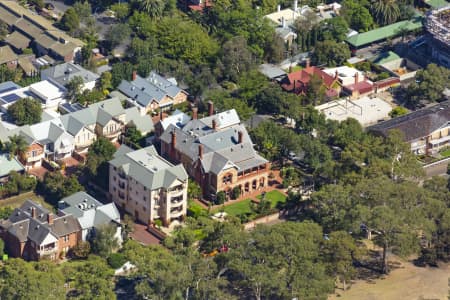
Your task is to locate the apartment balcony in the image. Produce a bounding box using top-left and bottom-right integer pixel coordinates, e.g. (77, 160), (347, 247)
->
(118, 182), (126, 189)
(37, 247), (57, 255)
(170, 198), (184, 208)
(170, 209), (184, 218)
(27, 154), (43, 162)
(103, 129), (122, 139)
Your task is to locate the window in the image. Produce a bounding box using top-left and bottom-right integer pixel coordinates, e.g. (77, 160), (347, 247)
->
(113, 176), (116, 181)
(63, 235), (69, 242)
(113, 187), (116, 192)
(32, 150), (38, 157)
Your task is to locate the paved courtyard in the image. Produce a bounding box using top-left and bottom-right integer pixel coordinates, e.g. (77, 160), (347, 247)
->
(316, 96), (393, 127)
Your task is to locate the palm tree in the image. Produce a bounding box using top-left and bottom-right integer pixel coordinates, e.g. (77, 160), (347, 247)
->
(5, 135), (28, 161)
(372, 0), (400, 26)
(138, 0), (164, 19)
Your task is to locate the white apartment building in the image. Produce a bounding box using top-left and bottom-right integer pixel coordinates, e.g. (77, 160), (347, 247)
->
(109, 145), (188, 227)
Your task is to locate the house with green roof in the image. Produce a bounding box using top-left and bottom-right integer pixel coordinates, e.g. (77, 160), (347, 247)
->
(346, 16), (424, 49)
(0, 153), (24, 182)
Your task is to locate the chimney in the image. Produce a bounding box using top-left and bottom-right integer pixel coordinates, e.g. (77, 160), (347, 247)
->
(31, 207), (36, 219)
(47, 213), (54, 225)
(305, 58), (310, 68)
(208, 101), (214, 116)
(335, 70), (339, 79)
(212, 119), (217, 130)
(293, 0), (298, 11)
(277, 4), (281, 12)
(238, 131), (243, 144)
(354, 72), (359, 85)
(281, 16), (286, 28)
(132, 70), (137, 81)
(192, 106), (198, 120)
(160, 110), (164, 121)
(171, 130), (176, 147)
(198, 144), (203, 159)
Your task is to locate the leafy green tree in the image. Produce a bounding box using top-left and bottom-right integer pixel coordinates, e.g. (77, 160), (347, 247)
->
(311, 40), (351, 67)
(389, 106), (408, 118)
(65, 76), (84, 102)
(7, 97), (42, 125)
(294, 9), (319, 51)
(0, 64), (21, 83)
(323, 231), (361, 290)
(72, 241), (91, 258)
(157, 16), (219, 65)
(98, 71), (112, 94)
(341, 0), (374, 32)
(106, 23), (131, 49)
(73, 1), (91, 23)
(0, 207), (13, 220)
(318, 17), (349, 42)
(109, 3), (130, 20)
(60, 7), (80, 34)
(405, 64), (450, 108)
(372, 0), (400, 26)
(138, 0), (164, 19)
(220, 36), (254, 82)
(110, 62), (134, 88)
(85, 137), (116, 188)
(77, 89), (104, 105)
(305, 73), (327, 105)
(188, 180), (202, 200)
(91, 224), (120, 257)
(4, 135), (28, 160)
(0, 259), (66, 299)
(226, 222), (334, 299)
(63, 256), (116, 299)
(37, 172), (84, 205)
(123, 125), (143, 148)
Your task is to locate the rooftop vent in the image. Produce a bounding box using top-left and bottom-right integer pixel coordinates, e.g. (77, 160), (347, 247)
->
(152, 167), (158, 172)
(83, 199), (88, 202)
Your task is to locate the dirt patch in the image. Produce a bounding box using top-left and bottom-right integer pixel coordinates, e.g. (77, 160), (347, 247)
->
(329, 260), (450, 300)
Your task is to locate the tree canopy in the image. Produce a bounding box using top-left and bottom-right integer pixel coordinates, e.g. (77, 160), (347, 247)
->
(7, 98), (42, 126)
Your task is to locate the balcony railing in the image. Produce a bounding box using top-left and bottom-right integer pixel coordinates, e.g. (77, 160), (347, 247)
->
(37, 247), (57, 255)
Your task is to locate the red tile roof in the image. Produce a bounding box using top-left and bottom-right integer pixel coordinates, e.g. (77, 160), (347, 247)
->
(344, 80), (374, 94)
(281, 66), (339, 96)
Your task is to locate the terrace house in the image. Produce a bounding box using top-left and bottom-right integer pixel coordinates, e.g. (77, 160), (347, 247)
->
(0, 200), (80, 261)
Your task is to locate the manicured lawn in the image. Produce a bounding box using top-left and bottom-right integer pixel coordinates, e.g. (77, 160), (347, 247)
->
(0, 191), (51, 210)
(215, 199), (253, 217)
(440, 149), (450, 158)
(257, 190), (287, 208)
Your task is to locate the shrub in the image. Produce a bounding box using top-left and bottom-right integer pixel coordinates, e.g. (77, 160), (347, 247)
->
(215, 191), (226, 205)
(107, 253), (127, 269)
(231, 186), (241, 200)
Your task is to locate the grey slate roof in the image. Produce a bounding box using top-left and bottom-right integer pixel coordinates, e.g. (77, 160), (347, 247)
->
(59, 191), (120, 230)
(124, 107), (154, 134)
(118, 71), (186, 108)
(368, 100), (450, 141)
(110, 145), (188, 190)
(159, 109), (268, 176)
(259, 63), (287, 80)
(41, 63), (99, 87)
(1, 200), (80, 245)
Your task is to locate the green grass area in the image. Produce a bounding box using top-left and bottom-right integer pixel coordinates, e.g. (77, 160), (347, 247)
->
(257, 190), (287, 208)
(216, 199), (253, 217)
(440, 149), (450, 158)
(0, 191), (51, 210)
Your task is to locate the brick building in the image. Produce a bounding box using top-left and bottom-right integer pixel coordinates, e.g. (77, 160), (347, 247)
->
(159, 102), (270, 201)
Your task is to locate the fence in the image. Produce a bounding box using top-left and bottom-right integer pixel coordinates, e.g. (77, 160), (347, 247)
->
(243, 212), (282, 230)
